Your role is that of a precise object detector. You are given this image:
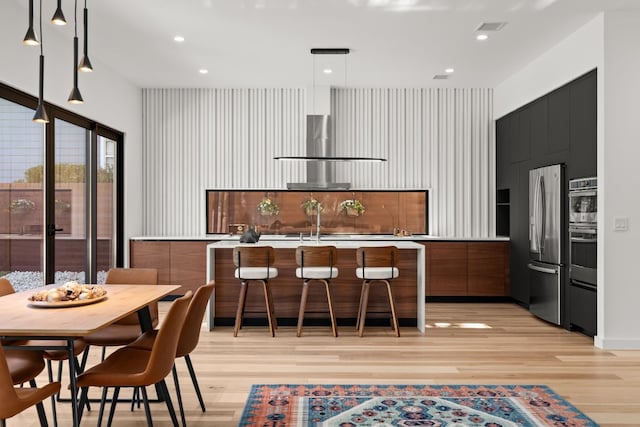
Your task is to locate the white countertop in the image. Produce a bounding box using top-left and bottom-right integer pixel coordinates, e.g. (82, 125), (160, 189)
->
(131, 234), (509, 242)
(207, 239), (425, 250)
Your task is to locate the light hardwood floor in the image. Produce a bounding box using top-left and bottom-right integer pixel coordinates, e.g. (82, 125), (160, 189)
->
(8, 302), (640, 426)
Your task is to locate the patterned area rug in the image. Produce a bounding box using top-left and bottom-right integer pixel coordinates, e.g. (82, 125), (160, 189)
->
(240, 384), (599, 426)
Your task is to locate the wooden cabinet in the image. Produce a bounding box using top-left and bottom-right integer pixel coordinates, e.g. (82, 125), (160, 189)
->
(130, 240), (213, 295)
(426, 241), (509, 297)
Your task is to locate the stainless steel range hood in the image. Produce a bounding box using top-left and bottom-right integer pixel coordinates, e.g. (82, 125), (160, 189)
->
(281, 115), (352, 190)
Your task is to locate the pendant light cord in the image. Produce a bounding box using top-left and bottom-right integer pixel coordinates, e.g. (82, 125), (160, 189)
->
(75, 0), (78, 37)
(38, 0), (43, 56)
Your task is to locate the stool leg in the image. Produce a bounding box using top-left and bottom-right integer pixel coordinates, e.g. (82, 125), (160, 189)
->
(356, 281), (366, 331)
(323, 280), (338, 337)
(265, 280), (278, 329)
(261, 280), (276, 337)
(234, 281), (248, 337)
(358, 281), (371, 337)
(296, 281), (310, 337)
(384, 280), (401, 337)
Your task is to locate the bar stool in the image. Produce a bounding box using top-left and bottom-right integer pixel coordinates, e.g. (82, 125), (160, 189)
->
(355, 246), (401, 337)
(295, 245), (339, 337)
(233, 246), (278, 337)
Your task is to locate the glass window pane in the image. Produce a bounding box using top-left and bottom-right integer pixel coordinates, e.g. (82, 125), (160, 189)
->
(97, 135), (116, 283)
(0, 98), (45, 291)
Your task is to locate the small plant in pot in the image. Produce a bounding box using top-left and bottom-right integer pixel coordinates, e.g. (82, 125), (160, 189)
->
(300, 198), (323, 216)
(257, 198), (279, 216)
(339, 199), (365, 217)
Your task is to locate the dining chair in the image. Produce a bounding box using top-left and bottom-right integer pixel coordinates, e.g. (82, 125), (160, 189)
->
(0, 277), (85, 427)
(77, 291), (193, 427)
(232, 246), (278, 337)
(355, 246), (401, 337)
(129, 282), (215, 427)
(83, 268), (159, 360)
(295, 246), (339, 337)
(0, 345), (61, 427)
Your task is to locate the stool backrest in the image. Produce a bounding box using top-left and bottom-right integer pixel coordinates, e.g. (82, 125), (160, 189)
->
(233, 246), (275, 268)
(296, 245), (337, 268)
(356, 246), (399, 268)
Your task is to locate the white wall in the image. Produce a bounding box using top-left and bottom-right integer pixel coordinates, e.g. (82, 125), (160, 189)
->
(142, 87), (494, 238)
(0, 0), (143, 263)
(494, 12), (640, 349)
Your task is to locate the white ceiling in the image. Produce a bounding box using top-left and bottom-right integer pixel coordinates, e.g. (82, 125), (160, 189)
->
(25, 0), (640, 88)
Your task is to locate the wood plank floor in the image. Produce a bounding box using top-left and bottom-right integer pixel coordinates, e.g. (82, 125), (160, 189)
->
(8, 302), (640, 426)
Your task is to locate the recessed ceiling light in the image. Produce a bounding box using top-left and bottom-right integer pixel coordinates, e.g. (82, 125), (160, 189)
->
(476, 34), (488, 41)
(323, 68), (333, 74)
(445, 68), (455, 73)
(199, 69), (209, 74)
(174, 35), (185, 42)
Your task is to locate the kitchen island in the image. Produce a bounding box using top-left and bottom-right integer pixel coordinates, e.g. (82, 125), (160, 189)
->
(205, 239), (427, 332)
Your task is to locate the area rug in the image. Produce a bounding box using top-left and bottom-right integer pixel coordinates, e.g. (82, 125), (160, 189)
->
(239, 384), (598, 426)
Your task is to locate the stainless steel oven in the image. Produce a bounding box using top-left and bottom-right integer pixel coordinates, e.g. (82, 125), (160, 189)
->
(569, 177), (597, 227)
(569, 226), (597, 288)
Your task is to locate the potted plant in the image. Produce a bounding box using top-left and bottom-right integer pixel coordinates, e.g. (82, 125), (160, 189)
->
(300, 198), (323, 216)
(339, 199), (365, 217)
(8, 198), (36, 214)
(257, 198), (279, 216)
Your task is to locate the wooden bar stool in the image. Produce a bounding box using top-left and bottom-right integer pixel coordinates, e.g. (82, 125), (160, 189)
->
(232, 246), (278, 337)
(295, 245), (339, 337)
(355, 246), (401, 337)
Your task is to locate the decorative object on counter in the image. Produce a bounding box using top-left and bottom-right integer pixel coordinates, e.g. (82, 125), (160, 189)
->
(339, 199), (365, 217)
(300, 198), (323, 216)
(393, 227), (412, 237)
(257, 198), (279, 216)
(239, 225), (261, 243)
(228, 223), (246, 235)
(240, 384), (599, 427)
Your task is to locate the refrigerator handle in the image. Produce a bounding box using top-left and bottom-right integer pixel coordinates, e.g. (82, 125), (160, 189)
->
(528, 263), (557, 274)
(539, 174), (546, 252)
(531, 175), (540, 251)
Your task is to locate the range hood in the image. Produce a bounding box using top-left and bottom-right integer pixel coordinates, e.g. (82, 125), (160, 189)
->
(275, 115), (387, 190)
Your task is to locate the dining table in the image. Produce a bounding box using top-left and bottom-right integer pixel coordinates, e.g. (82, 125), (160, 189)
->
(0, 283), (179, 427)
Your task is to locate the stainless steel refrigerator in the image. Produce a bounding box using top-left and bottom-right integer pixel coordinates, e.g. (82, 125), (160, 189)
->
(528, 164), (564, 325)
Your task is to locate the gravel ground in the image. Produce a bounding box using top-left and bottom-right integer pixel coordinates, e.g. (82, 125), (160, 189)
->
(1, 271), (108, 292)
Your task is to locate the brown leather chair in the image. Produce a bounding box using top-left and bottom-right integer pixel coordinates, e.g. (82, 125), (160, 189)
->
(232, 246), (278, 337)
(0, 345), (60, 427)
(83, 268), (159, 359)
(295, 246), (339, 337)
(355, 246), (401, 337)
(129, 282), (215, 427)
(76, 291), (193, 427)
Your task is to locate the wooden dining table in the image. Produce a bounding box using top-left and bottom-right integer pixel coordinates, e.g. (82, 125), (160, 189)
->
(0, 283), (179, 427)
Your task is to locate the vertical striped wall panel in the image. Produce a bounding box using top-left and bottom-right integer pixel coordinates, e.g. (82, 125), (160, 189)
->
(142, 87), (494, 237)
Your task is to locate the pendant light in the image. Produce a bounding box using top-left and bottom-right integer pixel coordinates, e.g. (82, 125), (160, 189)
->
(78, 0), (93, 72)
(51, 0), (67, 25)
(68, 0), (83, 104)
(32, 0), (48, 123)
(23, 0), (40, 46)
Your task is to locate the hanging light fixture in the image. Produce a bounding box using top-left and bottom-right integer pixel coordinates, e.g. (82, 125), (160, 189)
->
(78, 0), (93, 72)
(32, 0), (48, 123)
(23, 0), (40, 46)
(68, 0), (83, 104)
(51, 0), (67, 25)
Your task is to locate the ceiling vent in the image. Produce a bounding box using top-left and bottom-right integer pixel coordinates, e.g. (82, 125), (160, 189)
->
(433, 74), (449, 80)
(476, 22), (507, 31)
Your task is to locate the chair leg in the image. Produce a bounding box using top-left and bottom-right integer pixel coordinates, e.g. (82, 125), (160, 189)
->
(1, 418), (6, 427)
(172, 364), (186, 427)
(358, 281), (371, 337)
(261, 280), (276, 337)
(97, 387), (108, 427)
(139, 387), (153, 427)
(296, 281), (310, 337)
(184, 354), (206, 412)
(158, 379), (180, 427)
(384, 280), (401, 337)
(101, 346), (107, 361)
(356, 281), (366, 331)
(30, 379), (49, 427)
(233, 281), (248, 337)
(46, 361), (57, 427)
(323, 280), (338, 337)
(78, 387), (90, 424)
(106, 387), (120, 427)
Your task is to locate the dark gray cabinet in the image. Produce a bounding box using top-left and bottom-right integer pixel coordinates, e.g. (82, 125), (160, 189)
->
(496, 69), (596, 313)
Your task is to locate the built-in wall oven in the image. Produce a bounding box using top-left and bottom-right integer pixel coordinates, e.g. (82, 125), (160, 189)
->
(568, 177), (597, 335)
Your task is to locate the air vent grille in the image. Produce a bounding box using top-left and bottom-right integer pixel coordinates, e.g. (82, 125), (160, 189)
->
(433, 74), (449, 80)
(476, 22), (507, 31)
